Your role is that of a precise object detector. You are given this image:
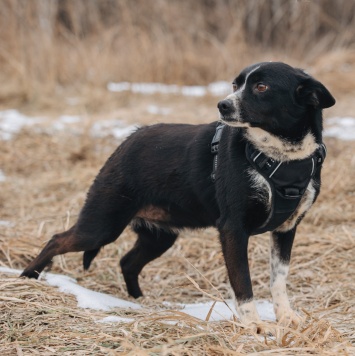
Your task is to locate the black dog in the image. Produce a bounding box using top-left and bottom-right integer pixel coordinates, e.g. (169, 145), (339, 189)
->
(21, 62), (335, 329)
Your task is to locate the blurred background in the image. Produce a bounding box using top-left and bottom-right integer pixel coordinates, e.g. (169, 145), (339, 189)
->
(0, 0), (355, 112)
(1, 2), (355, 353)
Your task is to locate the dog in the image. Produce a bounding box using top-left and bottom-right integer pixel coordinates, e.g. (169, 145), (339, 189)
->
(21, 62), (335, 331)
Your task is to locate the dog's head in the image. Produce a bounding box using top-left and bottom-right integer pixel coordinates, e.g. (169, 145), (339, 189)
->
(218, 62), (335, 139)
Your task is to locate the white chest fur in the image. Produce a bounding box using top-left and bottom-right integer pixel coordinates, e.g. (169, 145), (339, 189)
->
(245, 127), (319, 162)
(248, 165), (316, 233)
(247, 167), (272, 207)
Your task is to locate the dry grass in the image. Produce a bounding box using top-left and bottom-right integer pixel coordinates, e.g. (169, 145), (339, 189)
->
(1, 0), (355, 108)
(0, 89), (354, 354)
(1, 1), (355, 353)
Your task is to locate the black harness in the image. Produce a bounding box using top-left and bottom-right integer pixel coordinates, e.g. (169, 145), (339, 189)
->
(211, 123), (326, 234)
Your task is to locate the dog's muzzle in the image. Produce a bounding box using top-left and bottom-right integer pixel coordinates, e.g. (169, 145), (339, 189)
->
(217, 99), (234, 117)
(217, 95), (248, 127)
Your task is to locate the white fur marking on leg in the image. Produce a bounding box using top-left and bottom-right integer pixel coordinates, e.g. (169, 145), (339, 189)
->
(236, 299), (261, 325)
(270, 235), (301, 325)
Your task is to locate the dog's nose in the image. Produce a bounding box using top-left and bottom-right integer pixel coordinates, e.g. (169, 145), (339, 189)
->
(217, 99), (233, 115)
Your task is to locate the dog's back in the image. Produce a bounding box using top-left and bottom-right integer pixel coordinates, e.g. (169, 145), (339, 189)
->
(95, 123), (219, 228)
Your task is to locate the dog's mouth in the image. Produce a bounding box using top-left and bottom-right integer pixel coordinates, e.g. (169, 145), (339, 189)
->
(219, 109), (252, 128)
(217, 98), (251, 127)
(220, 117), (251, 128)
(219, 115), (235, 123)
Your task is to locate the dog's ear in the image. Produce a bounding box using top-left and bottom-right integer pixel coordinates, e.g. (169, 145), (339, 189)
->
(297, 77), (336, 109)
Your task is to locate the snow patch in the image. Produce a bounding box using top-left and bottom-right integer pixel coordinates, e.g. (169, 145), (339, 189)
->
(0, 109), (42, 140)
(0, 109), (138, 142)
(0, 267), (140, 311)
(96, 316), (134, 324)
(164, 299), (275, 322)
(324, 117), (355, 141)
(90, 120), (137, 140)
(51, 115), (82, 131)
(181, 86), (207, 97)
(0, 220), (14, 227)
(0, 169), (6, 182)
(207, 81), (233, 96)
(0, 267), (21, 274)
(45, 273), (141, 311)
(58, 115), (82, 124)
(146, 105), (171, 115)
(107, 81), (231, 97)
(2, 111), (354, 144)
(0, 267), (276, 323)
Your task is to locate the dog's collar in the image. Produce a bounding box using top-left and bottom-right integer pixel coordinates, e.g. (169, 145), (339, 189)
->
(210, 123), (326, 234)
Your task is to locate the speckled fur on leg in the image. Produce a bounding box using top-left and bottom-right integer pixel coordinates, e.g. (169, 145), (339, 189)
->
(237, 299), (261, 325)
(270, 231), (302, 326)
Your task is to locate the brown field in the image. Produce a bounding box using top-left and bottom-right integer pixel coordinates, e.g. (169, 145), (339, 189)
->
(1, 91), (354, 355)
(1, 0), (355, 355)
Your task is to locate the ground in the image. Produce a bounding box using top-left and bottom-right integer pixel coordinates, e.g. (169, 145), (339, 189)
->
(0, 88), (354, 355)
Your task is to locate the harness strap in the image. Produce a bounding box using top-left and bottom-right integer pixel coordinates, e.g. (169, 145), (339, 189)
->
(210, 123), (326, 233)
(210, 122), (225, 182)
(246, 142), (326, 233)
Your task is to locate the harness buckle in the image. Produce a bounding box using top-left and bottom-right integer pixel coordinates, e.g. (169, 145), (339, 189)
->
(211, 144), (219, 154)
(265, 159), (275, 168)
(284, 187), (301, 198)
(210, 123), (226, 182)
(211, 123), (225, 154)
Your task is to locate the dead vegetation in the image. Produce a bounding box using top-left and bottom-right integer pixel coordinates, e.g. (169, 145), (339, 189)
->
(0, 0), (355, 354)
(1, 0), (355, 108)
(0, 94), (354, 354)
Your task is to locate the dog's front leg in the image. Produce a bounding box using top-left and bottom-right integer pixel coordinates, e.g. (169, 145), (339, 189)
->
(270, 229), (302, 326)
(219, 228), (261, 327)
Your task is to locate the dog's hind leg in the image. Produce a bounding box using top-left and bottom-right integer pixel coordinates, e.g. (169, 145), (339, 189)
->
(120, 223), (178, 298)
(21, 226), (76, 279)
(21, 188), (138, 279)
(21, 215), (134, 279)
(83, 248), (101, 270)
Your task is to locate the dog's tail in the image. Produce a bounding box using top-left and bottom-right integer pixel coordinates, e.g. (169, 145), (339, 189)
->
(83, 248), (101, 270)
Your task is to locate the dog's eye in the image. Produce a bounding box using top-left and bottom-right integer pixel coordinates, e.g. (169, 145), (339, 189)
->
(256, 83), (268, 92)
(232, 84), (237, 92)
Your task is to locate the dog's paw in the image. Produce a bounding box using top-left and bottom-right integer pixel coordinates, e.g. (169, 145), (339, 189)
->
(237, 301), (275, 335)
(244, 321), (275, 336)
(276, 308), (303, 328)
